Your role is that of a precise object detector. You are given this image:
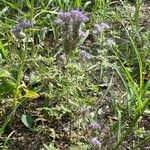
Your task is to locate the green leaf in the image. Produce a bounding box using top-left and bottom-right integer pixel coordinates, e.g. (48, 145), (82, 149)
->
(69, 142), (89, 150)
(43, 143), (58, 150)
(75, 0), (81, 8)
(2, 0), (16, 9)
(0, 41), (7, 59)
(0, 68), (12, 79)
(0, 80), (15, 95)
(21, 114), (33, 128)
(24, 89), (40, 99)
(25, 0), (32, 9)
(0, 6), (9, 17)
(142, 80), (150, 97)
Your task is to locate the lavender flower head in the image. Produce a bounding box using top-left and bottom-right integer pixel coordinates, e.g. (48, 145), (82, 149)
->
(55, 18), (65, 26)
(71, 10), (89, 23)
(90, 121), (101, 129)
(11, 20), (32, 39)
(100, 22), (110, 29)
(21, 20), (32, 29)
(105, 38), (116, 47)
(58, 12), (71, 21)
(11, 24), (24, 39)
(79, 48), (91, 60)
(55, 10), (88, 51)
(90, 137), (101, 147)
(11, 23), (21, 34)
(55, 12), (71, 27)
(93, 22), (110, 34)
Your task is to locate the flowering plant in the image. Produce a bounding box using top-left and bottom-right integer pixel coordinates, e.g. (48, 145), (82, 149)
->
(55, 10), (89, 52)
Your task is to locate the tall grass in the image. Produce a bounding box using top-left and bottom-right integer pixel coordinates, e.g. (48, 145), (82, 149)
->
(111, 1), (150, 148)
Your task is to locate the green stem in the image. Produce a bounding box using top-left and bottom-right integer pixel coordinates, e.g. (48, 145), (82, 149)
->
(131, 134), (150, 150)
(31, 0), (35, 56)
(113, 98), (150, 150)
(135, 0), (141, 31)
(31, 0), (34, 20)
(0, 103), (20, 137)
(94, 75), (113, 118)
(12, 38), (28, 109)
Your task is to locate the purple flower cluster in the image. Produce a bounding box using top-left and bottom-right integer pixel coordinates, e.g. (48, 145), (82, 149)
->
(11, 23), (24, 39)
(11, 24), (21, 34)
(93, 22), (110, 34)
(55, 18), (65, 26)
(79, 49), (91, 60)
(90, 121), (101, 129)
(105, 38), (116, 47)
(55, 10), (88, 51)
(21, 20), (32, 29)
(11, 20), (32, 39)
(55, 12), (71, 26)
(55, 10), (88, 26)
(71, 10), (88, 23)
(90, 137), (101, 147)
(58, 12), (71, 21)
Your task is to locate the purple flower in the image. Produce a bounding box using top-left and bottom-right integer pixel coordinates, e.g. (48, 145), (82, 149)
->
(55, 18), (65, 26)
(58, 12), (71, 21)
(11, 24), (24, 39)
(93, 22), (110, 34)
(105, 38), (116, 47)
(55, 10), (88, 51)
(11, 20), (32, 39)
(90, 121), (101, 129)
(90, 137), (101, 147)
(21, 20), (32, 29)
(11, 24), (21, 34)
(79, 48), (91, 59)
(71, 10), (88, 23)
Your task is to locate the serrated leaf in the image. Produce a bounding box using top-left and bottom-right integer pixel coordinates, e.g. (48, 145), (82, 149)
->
(21, 114), (33, 128)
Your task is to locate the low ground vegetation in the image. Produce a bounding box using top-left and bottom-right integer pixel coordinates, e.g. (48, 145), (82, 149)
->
(0, 0), (150, 149)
